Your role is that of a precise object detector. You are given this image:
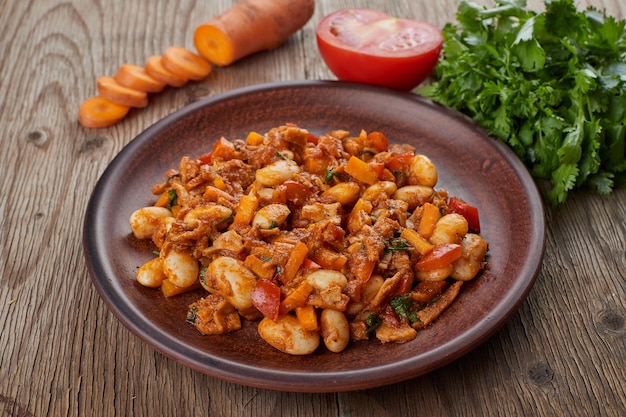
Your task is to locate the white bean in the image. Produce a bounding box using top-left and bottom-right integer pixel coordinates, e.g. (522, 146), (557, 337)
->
(320, 309), (350, 353)
(361, 181), (397, 201)
(183, 205), (233, 228)
(300, 202), (342, 225)
(255, 159), (300, 186)
(306, 269), (348, 291)
(162, 249), (199, 288)
(210, 230), (244, 253)
(430, 213), (468, 246)
(392, 185), (434, 210)
(129, 206), (173, 239)
(136, 257), (166, 288)
(451, 233), (488, 281)
(361, 274), (385, 302)
(258, 315), (320, 355)
(203, 256), (257, 313)
(255, 187), (275, 202)
(322, 182), (361, 206)
(252, 203), (291, 229)
(415, 264), (453, 281)
(409, 154), (438, 187)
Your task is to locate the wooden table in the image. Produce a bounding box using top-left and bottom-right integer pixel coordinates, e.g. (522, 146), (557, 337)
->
(1, 0), (625, 415)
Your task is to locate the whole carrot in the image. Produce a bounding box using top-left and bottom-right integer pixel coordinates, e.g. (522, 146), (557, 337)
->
(194, 0), (315, 66)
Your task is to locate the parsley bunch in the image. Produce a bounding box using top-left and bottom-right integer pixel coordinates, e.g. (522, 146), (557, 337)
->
(419, 0), (626, 204)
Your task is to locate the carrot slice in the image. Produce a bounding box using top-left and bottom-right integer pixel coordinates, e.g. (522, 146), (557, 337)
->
(96, 76), (148, 108)
(78, 96), (130, 128)
(145, 55), (188, 87)
(113, 63), (166, 93)
(162, 46), (212, 81)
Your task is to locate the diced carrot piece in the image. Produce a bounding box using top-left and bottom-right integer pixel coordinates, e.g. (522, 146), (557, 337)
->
(154, 191), (170, 208)
(400, 227), (434, 256)
(232, 194), (259, 227)
(161, 46), (212, 81)
(96, 76), (148, 108)
(78, 96), (130, 128)
(246, 131), (265, 145)
(114, 63), (166, 93)
(280, 280), (314, 314)
(295, 304), (318, 331)
(417, 202), (440, 239)
(213, 176), (227, 190)
(345, 155), (378, 185)
(282, 241), (309, 283)
(209, 137), (238, 162)
(244, 254), (275, 280)
(312, 247), (347, 271)
(352, 198), (373, 214)
(415, 244), (463, 271)
(145, 55), (188, 87)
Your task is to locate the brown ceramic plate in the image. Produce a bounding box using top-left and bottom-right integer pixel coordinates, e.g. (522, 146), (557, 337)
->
(83, 80), (545, 392)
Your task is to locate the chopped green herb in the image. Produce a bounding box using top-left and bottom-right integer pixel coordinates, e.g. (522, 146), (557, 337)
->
(275, 151), (288, 160)
(166, 189), (177, 210)
(216, 213), (234, 227)
(186, 306), (197, 324)
(419, 0), (626, 204)
(268, 220), (279, 229)
(385, 238), (413, 252)
(364, 313), (382, 338)
(199, 266), (208, 287)
(390, 295), (420, 324)
(324, 168), (338, 182)
(359, 149), (377, 157)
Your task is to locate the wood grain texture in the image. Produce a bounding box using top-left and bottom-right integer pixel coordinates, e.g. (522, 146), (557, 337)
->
(1, 0), (625, 416)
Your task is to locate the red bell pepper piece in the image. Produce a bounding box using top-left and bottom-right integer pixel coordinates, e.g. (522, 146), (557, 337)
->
(448, 197), (481, 232)
(386, 152), (414, 172)
(252, 278), (281, 321)
(415, 243), (462, 271)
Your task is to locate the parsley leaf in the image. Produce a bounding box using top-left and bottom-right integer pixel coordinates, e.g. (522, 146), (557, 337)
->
(419, 0), (626, 204)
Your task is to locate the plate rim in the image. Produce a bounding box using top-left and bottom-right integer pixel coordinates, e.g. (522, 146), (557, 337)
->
(83, 79), (546, 392)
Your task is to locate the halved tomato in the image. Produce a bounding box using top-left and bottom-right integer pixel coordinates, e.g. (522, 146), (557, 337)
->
(315, 8), (443, 91)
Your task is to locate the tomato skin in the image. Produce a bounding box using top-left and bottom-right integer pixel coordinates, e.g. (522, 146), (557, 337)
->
(316, 9), (443, 91)
(415, 243), (462, 271)
(386, 152), (414, 171)
(448, 197), (481, 232)
(252, 278), (281, 322)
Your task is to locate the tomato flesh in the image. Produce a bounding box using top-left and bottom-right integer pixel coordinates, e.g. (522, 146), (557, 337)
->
(316, 8), (443, 91)
(252, 278), (281, 322)
(415, 243), (463, 271)
(448, 197), (481, 232)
